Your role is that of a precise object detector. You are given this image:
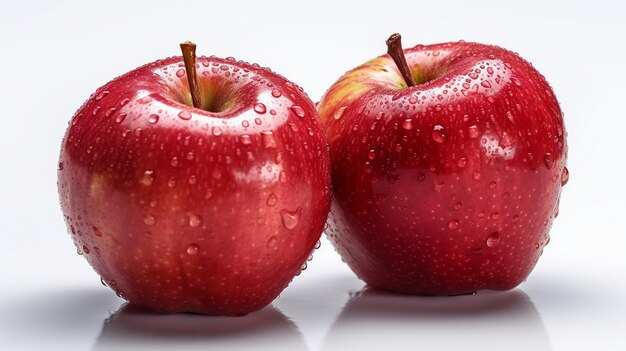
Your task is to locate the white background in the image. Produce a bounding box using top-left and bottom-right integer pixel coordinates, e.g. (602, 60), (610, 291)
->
(1, 0), (625, 350)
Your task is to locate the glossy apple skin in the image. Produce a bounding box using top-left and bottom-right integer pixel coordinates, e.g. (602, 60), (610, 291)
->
(319, 41), (567, 295)
(58, 56), (331, 315)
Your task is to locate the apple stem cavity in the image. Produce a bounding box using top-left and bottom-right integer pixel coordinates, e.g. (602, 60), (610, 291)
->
(180, 41), (202, 108)
(386, 33), (416, 88)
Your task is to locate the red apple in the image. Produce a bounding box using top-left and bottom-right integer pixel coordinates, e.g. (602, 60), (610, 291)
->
(58, 42), (331, 315)
(318, 34), (568, 295)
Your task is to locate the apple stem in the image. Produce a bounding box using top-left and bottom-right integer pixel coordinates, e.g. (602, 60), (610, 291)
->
(386, 33), (416, 87)
(180, 41), (202, 108)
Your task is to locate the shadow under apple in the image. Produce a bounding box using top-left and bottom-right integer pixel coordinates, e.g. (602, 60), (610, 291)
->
(94, 302), (308, 351)
(322, 287), (551, 351)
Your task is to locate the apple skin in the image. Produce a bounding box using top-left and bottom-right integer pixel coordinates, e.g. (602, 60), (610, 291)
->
(58, 55), (331, 315)
(318, 41), (567, 295)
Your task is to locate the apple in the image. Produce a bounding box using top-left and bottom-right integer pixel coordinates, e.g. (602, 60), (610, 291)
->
(318, 34), (568, 295)
(58, 42), (331, 315)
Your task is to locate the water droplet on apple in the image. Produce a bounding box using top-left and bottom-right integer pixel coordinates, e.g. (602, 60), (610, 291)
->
(267, 236), (277, 248)
(188, 175), (197, 185)
(267, 193), (278, 206)
(212, 126), (222, 136)
(242, 120), (250, 127)
(141, 170), (154, 186)
(511, 77), (522, 86)
(100, 278), (108, 287)
(280, 208), (301, 229)
(481, 81), (492, 88)
(186, 244), (199, 255)
(490, 211), (500, 220)
(368, 149), (376, 160)
(279, 171), (287, 183)
(115, 113), (127, 123)
(561, 166), (569, 186)
(254, 103), (267, 114)
(454, 202), (463, 210)
(95, 91), (109, 100)
(261, 131), (277, 149)
(334, 106), (347, 120)
(468, 72), (479, 80)
(178, 111), (192, 120)
(58, 162), (64, 171)
(486, 232), (501, 247)
(544, 153), (554, 169)
(271, 89), (282, 98)
(432, 125), (447, 143)
(93, 226), (102, 237)
(468, 125), (480, 138)
(457, 157), (467, 168)
(489, 181), (497, 189)
(188, 214), (202, 227)
(434, 182), (445, 192)
(473, 171), (482, 180)
(448, 219), (460, 230)
(144, 215), (156, 225)
(290, 105), (305, 118)
(408, 96), (418, 104)
(176, 69), (186, 77)
(315, 240), (322, 249)
(487, 67), (494, 75)
(148, 114), (159, 124)
(402, 119), (413, 130)
(82, 245), (90, 254)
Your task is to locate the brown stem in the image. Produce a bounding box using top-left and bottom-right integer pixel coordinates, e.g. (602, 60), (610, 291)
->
(386, 33), (416, 87)
(179, 41), (202, 108)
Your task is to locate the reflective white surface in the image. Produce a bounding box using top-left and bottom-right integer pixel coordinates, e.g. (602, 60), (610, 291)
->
(1, 0), (626, 350)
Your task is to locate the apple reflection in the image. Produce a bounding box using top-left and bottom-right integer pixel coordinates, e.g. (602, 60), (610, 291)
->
(322, 288), (550, 351)
(94, 303), (307, 351)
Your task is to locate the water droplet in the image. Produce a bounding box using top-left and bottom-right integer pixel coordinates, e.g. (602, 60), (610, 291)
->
(280, 208), (301, 229)
(279, 171), (287, 183)
(468, 125), (480, 138)
(473, 171), (482, 180)
(254, 118), (262, 125)
(95, 91), (109, 100)
(315, 240), (321, 249)
(82, 245), (90, 254)
(100, 277), (108, 287)
(148, 114), (159, 124)
(487, 67), (494, 75)
(186, 244), (199, 255)
(141, 170), (154, 186)
(511, 77), (522, 86)
(212, 126), (222, 136)
(402, 119), (413, 130)
(58, 162), (64, 171)
(242, 120), (250, 127)
(188, 214), (202, 227)
(176, 69), (186, 77)
(561, 166), (569, 186)
(489, 181), (497, 189)
(240, 135), (252, 145)
(267, 193), (278, 206)
(453, 202), (463, 210)
(408, 96), (418, 104)
(434, 182), (445, 192)
(144, 215), (156, 225)
(512, 215), (520, 223)
(334, 106), (347, 120)
(261, 131), (277, 149)
(290, 105), (305, 118)
(168, 177), (176, 187)
(254, 103), (267, 114)
(188, 175), (197, 185)
(486, 232), (501, 247)
(368, 149), (376, 160)
(490, 212), (500, 220)
(115, 113), (127, 123)
(432, 125), (447, 143)
(271, 89), (282, 98)
(544, 153), (554, 169)
(448, 219), (460, 230)
(457, 157), (467, 168)
(178, 111), (192, 120)
(481, 81), (492, 88)
(267, 236), (277, 248)
(93, 226), (102, 237)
